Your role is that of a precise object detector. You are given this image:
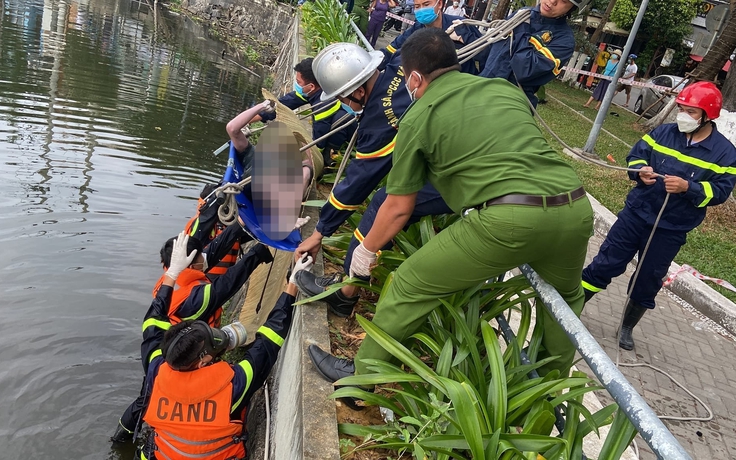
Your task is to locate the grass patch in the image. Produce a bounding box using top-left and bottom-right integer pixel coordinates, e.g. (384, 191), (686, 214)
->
(542, 80), (736, 304)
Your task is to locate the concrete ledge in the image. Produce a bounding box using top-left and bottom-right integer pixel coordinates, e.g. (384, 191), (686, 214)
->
(584, 190), (736, 336)
(262, 201), (340, 460)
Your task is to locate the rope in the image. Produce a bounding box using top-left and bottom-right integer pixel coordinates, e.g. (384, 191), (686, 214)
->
(450, 9), (532, 64)
(206, 177), (252, 227)
(516, 75), (713, 454)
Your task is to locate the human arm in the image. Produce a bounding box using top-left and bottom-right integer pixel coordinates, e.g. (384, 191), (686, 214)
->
(680, 156), (736, 208)
(626, 133), (657, 184)
(175, 243), (273, 322)
(229, 257), (313, 415)
(361, 193), (417, 252)
(508, 20), (574, 87)
(227, 100), (274, 152)
(202, 216), (253, 270)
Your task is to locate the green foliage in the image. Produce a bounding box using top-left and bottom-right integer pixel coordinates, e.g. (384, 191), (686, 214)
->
(301, 0), (359, 53)
(610, 0), (698, 75)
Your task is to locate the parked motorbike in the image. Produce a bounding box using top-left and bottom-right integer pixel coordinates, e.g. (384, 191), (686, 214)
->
(383, 4), (406, 32)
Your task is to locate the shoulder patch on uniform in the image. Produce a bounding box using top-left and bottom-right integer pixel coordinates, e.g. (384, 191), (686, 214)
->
(540, 31), (553, 43)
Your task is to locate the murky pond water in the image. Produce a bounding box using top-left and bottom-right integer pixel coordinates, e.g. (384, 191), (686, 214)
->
(0, 0), (263, 457)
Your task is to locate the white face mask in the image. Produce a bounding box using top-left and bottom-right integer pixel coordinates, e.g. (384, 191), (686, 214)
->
(405, 71), (421, 102)
(453, 2), (459, 6)
(676, 112), (701, 133)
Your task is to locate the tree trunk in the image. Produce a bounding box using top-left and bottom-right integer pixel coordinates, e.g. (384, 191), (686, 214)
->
(722, 66), (736, 111)
(642, 97), (679, 131)
(589, 0), (618, 45)
(690, 0), (736, 82)
(644, 45), (663, 79)
(491, 0), (511, 21)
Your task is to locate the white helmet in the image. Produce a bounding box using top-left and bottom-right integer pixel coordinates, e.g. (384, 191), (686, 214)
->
(312, 43), (385, 101)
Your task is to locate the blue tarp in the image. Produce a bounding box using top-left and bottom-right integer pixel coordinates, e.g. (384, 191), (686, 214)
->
(222, 142), (301, 252)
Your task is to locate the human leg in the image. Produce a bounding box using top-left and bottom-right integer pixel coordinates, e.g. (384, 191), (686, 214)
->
(521, 198), (594, 376)
(581, 208), (644, 300)
(366, 19), (381, 47)
(354, 204), (552, 375)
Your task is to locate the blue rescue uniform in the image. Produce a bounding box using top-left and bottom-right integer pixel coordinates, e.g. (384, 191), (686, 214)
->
(135, 287), (296, 459)
(316, 53), (412, 238)
(261, 89), (355, 163)
(383, 14), (484, 75)
(582, 123), (736, 308)
(479, 5), (574, 106)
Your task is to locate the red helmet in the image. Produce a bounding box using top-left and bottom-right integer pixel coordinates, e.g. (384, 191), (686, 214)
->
(675, 81), (722, 120)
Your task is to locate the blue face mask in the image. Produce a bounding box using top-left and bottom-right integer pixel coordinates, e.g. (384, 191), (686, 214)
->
(294, 81), (306, 97)
(341, 102), (363, 117)
(415, 1), (439, 24)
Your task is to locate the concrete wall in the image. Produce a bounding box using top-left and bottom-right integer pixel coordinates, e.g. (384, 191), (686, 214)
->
(181, 0), (296, 57)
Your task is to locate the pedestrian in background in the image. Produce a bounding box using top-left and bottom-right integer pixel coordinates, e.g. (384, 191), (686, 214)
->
(444, 0), (465, 16)
(367, 0), (398, 46)
(583, 49), (620, 110)
(613, 54), (638, 107)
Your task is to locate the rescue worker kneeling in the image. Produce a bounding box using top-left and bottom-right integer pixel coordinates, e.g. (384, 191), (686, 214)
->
(138, 255), (314, 460)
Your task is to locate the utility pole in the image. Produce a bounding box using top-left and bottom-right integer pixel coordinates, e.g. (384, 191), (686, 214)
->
(583, 0), (650, 154)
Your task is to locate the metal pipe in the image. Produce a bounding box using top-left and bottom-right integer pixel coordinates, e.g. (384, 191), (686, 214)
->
(299, 116), (358, 152)
(582, 0), (650, 154)
(342, 9), (374, 51)
(295, 98), (337, 117)
(518, 264), (692, 460)
(331, 127), (359, 188)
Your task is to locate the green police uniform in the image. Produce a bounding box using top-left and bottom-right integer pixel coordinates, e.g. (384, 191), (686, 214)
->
(354, 72), (594, 376)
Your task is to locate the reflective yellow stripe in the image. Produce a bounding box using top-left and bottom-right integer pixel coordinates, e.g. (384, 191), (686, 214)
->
(581, 280), (602, 293)
(233, 361), (254, 411)
(386, 44), (396, 53)
(529, 37), (561, 75)
(148, 349), (162, 363)
(189, 218), (199, 237)
(142, 318), (171, 332)
(355, 135), (396, 159)
(353, 228), (364, 242)
(699, 181), (713, 207)
(295, 91), (308, 102)
(642, 135), (736, 175)
(328, 193), (361, 211)
(258, 326), (285, 346)
(314, 101), (341, 121)
(628, 159), (648, 167)
(182, 284), (211, 321)
(140, 450), (148, 460)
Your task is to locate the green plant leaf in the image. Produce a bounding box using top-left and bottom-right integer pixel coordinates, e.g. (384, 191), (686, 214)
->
(597, 407), (638, 460)
(481, 321), (507, 433)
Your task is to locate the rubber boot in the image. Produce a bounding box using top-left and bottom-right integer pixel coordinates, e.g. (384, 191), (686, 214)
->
(583, 288), (596, 303)
(618, 300), (648, 351)
(110, 421), (134, 444)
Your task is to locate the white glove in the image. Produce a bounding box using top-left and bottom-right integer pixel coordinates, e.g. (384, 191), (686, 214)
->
(165, 231), (198, 280)
(349, 242), (377, 278)
(294, 216), (311, 230)
(289, 255), (314, 284)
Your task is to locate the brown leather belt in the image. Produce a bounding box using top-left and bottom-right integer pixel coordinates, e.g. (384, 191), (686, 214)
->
(472, 186), (586, 210)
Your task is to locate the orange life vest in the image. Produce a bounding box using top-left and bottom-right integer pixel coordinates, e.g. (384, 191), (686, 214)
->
(152, 268), (222, 328)
(143, 362), (246, 460)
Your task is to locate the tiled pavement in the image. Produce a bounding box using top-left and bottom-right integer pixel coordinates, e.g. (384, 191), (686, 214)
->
(369, 27), (736, 459)
(579, 230), (736, 459)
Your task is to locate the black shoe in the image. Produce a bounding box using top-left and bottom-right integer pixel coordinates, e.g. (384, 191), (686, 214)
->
(294, 271), (359, 317)
(110, 422), (134, 444)
(308, 344), (355, 382)
(618, 300), (648, 350)
(583, 288), (596, 303)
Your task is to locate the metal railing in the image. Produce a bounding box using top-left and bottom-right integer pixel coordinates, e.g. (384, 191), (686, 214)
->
(519, 264), (692, 460)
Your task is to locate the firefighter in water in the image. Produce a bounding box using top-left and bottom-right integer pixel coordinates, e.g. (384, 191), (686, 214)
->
(134, 234), (314, 460)
(582, 82), (736, 350)
(111, 227), (274, 443)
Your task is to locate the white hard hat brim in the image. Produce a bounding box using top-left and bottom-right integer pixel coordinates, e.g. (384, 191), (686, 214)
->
(321, 50), (385, 100)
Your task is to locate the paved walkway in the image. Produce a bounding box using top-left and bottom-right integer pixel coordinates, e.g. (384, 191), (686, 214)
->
(366, 28), (734, 458)
(579, 229), (736, 459)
